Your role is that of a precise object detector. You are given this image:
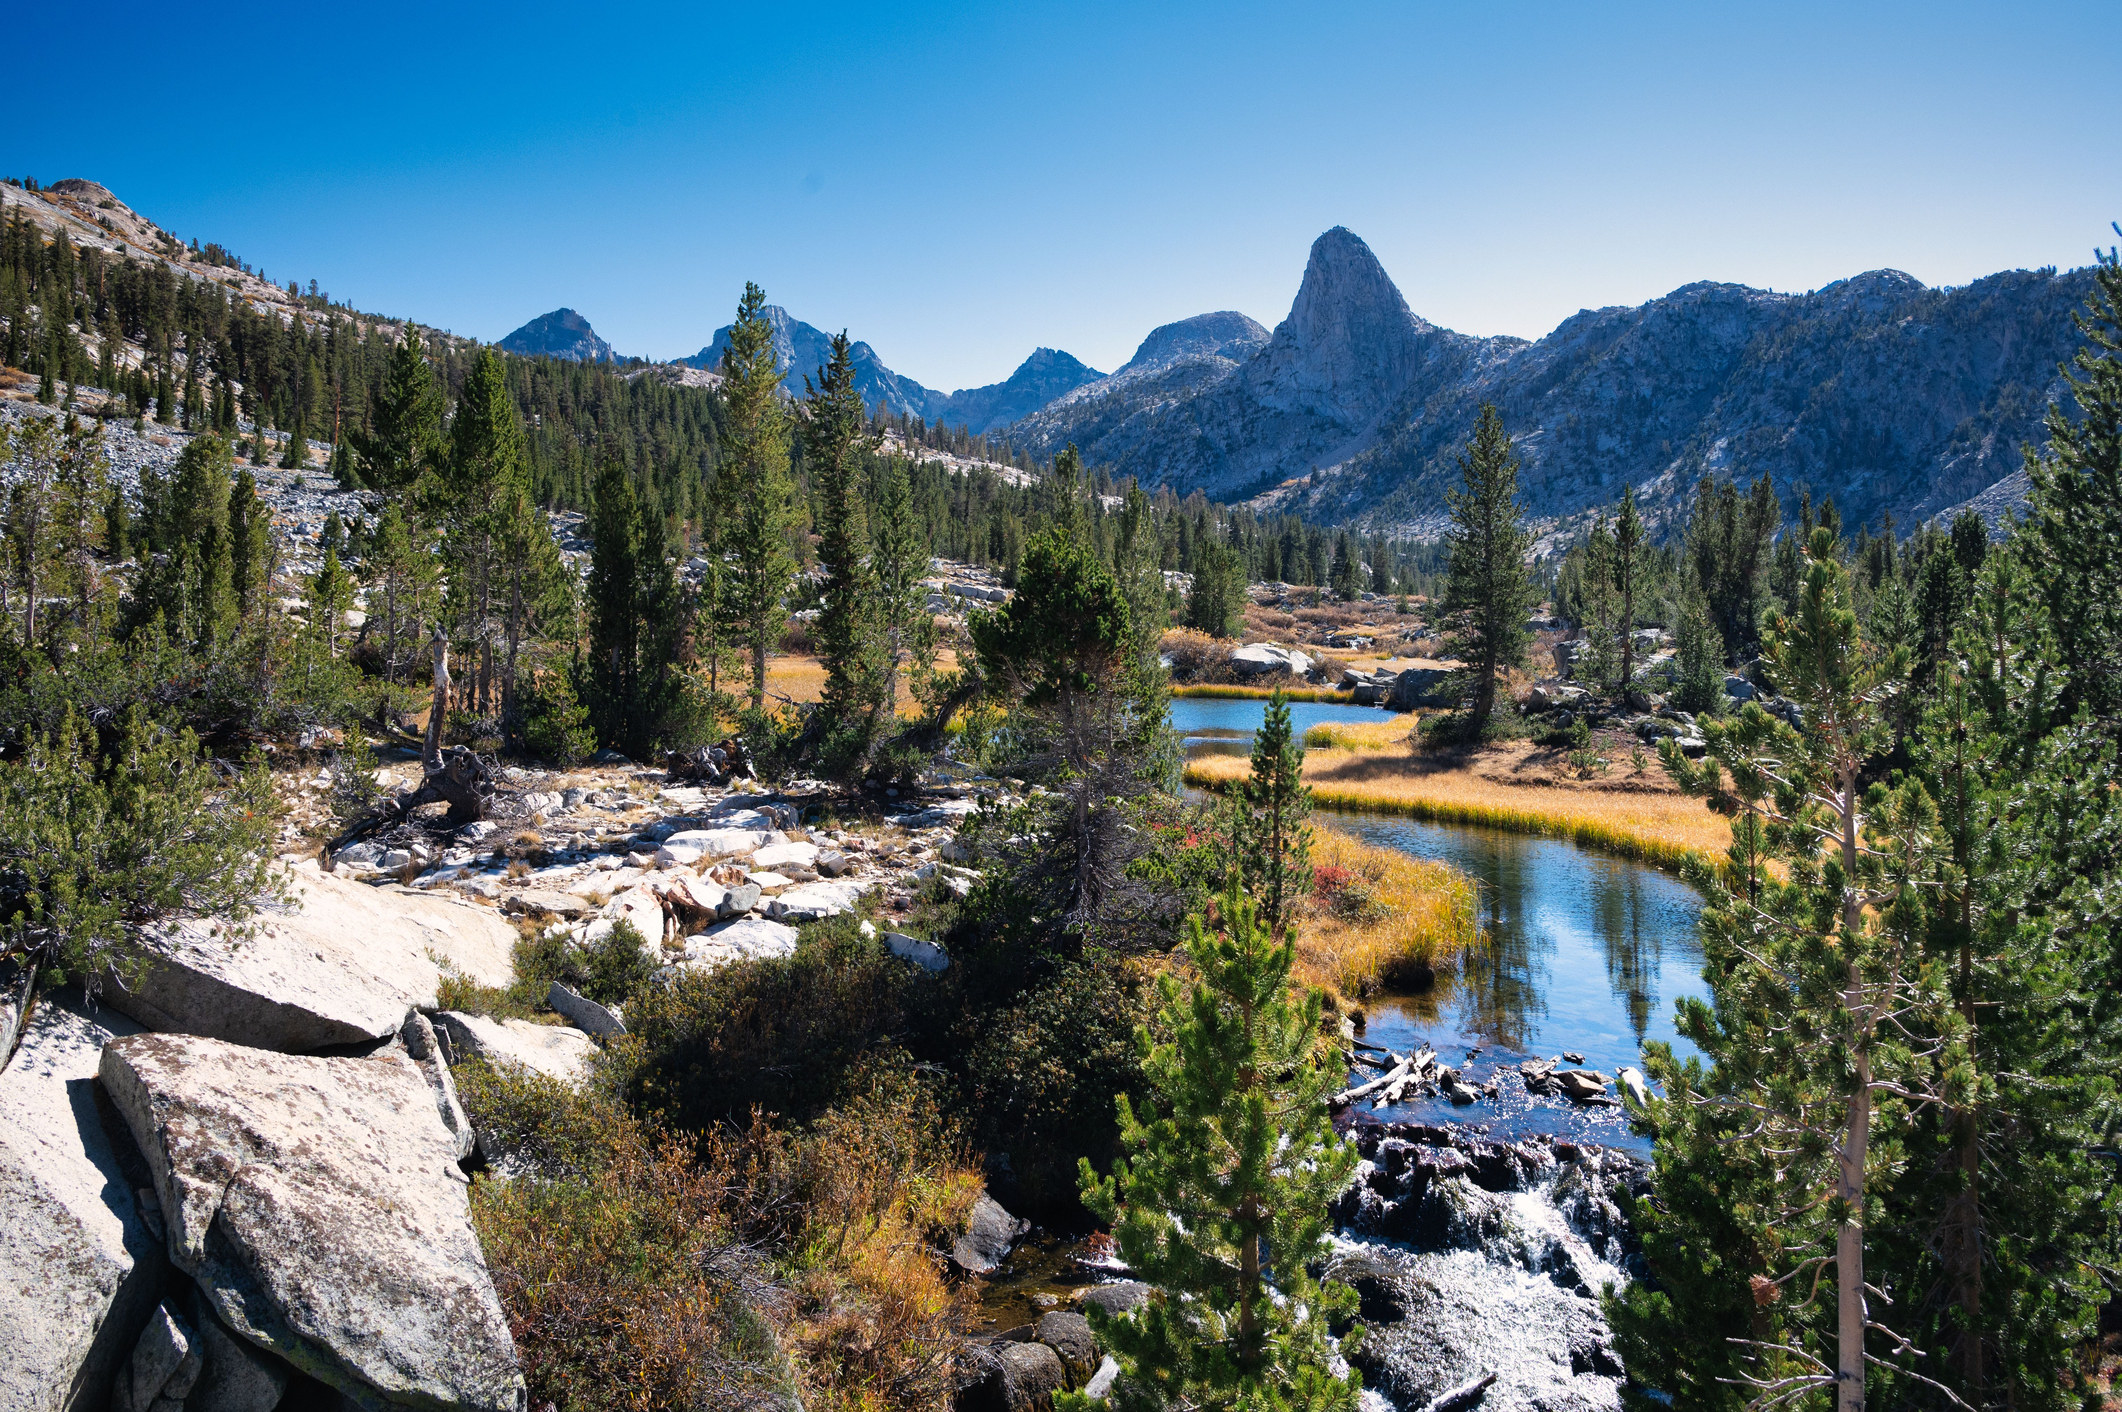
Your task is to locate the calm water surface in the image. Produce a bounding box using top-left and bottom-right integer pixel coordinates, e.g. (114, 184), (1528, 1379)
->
(1170, 697), (1708, 1151)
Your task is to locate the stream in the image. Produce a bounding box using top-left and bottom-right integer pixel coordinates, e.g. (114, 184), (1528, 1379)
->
(1176, 698), (1708, 1409)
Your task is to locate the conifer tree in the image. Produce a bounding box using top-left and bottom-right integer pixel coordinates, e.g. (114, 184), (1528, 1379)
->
(1612, 485), (1647, 688)
(1185, 532), (1245, 639)
(309, 547), (354, 659)
(1670, 573), (1725, 715)
(1071, 882), (1360, 1412)
(1227, 690), (1311, 938)
(1, 416), (58, 642)
(2023, 232), (2122, 727)
(805, 331), (887, 762)
(1622, 528), (1955, 1411)
(351, 332), (443, 492)
(367, 502), (437, 682)
(869, 450), (935, 724)
(1440, 404), (1534, 733)
(1328, 528), (1361, 601)
(713, 283), (795, 711)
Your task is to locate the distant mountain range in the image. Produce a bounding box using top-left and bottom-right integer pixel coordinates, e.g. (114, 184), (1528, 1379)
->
(499, 305), (1104, 434)
(504, 230), (2096, 535)
(1010, 230), (2093, 536)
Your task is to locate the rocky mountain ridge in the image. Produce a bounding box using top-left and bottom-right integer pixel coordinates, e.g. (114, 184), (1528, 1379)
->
(1009, 229), (2096, 538)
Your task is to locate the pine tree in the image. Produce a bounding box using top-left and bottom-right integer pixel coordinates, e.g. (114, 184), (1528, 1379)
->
(1186, 532), (1245, 639)
(805, 331), (887, 765)
(1670, 572), (1726, 715)
(1, 416), (58, 642)
(1612, 485), (1647, 689)
(309, 547), (354, 659)
(1622, 528), (1955, 1411)
(869, 450), (935, 726)
(714, 283), (795, 712)
(1071, 882), (1361, 1412)
(1577, 517), (1622, 693)
(584, 457), (642, 750)
(1328, 528), (1361, 601)
(351, 332), (443, 492)
(367, 503), (438, 682)
(1227, 690), (1311, 938)
(1440, 404), (1534, 733)
(2022, 236), (2122, 727)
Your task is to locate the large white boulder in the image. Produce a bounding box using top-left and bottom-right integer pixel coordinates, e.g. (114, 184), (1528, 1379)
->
(677, 917), (799, 972)
(766, 879), (872, 923)
(108, 861), (517, 1052)
(1229, 643), (1312, 678)
(98, 1033), (525, 1412)
(435, 1012), (596, 1087)
(749, 840), (819, 873)
(654, 828), (782, 867)
(0, 991), (166, 1412)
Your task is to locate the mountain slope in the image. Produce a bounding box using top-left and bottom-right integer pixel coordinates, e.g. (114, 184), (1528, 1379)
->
(924, 348), (1102, 433)
(499, 308), (618, 363)
(1011, 229), (2093, 535)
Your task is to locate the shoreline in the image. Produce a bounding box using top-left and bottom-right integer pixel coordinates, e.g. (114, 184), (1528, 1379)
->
(1183, 757), (1720, 875)
(1171, 683), (1360, 703)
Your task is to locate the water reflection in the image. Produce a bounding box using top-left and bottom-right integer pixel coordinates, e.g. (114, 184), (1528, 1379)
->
(1168, 697), (1708, 1147)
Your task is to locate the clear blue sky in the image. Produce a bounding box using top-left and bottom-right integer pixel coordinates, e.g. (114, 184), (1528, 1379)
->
(11, 1), (2118, 391)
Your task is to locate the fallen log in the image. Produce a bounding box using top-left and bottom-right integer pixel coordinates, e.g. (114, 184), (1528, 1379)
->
(1334, 1056), (1410, 1106)
(1418, 1371), (1497, 1412)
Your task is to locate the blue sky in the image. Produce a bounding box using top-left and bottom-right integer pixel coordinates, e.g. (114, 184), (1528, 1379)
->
(11, 1), (2118, 390)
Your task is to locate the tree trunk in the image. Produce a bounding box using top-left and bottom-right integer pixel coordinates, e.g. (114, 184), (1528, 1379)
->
(1836, 765), (1869, 1412)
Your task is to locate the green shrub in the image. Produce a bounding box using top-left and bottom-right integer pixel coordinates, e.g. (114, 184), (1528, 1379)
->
(575, 918), (656, 1006)
(620, 917), (920, 1131)
(461, 1065), (802, 1411)
(519, 666), (595, 766)
(955, 955), (1159, 1217)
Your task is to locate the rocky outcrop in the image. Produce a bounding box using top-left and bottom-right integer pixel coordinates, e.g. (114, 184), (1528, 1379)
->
(0, 992), (166, 1412)
(110, 861), (517, 1051)
(436, 1012), (596, 1086)
(99, 1033), (525, 1412)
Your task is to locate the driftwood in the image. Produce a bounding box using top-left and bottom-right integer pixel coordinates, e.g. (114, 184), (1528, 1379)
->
(326, 746), (496, 856)
(1375, 1047), (1437, 1107)
(1334, 1055), (1410, 1107)
(1417, 1371), (1497, 1412)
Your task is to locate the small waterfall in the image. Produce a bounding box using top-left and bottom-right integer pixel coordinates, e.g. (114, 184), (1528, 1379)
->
(1329, 1121), (1646, 1411)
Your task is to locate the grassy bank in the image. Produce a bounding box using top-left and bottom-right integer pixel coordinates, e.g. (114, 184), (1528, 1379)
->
(1171, 683), (1357, 702)
(1186, 744), (1727, 874)
(1293, 827), (1480, 1001)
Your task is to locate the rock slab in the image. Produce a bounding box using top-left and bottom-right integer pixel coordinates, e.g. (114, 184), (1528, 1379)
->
(112, 860), (517, 1051)
(436, 1012), (596, 1087)
(0, 991), (165, 1412)
(98, 1032), (525, 1412)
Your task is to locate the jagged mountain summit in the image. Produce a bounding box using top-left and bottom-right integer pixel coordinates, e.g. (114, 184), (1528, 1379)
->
(683, 306), (1101, 433)
(498, 308), (618, 363)
(1009, 230), (2095, 537)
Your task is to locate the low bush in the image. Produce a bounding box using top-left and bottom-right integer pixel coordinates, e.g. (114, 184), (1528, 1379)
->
(620, 917), (920, 1132)
(462, 1052), (982, 1412)
(461, 1066), (804, 1412)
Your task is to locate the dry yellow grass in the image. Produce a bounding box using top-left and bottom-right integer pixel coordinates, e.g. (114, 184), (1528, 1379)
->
(1187, 737), (1730, 873)
(1302, 717), (1414, 751)
(1292, 827), (1479, 1001)
(761, 650), (960, 712)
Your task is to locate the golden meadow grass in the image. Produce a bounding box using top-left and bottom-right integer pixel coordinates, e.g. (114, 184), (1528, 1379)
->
(1302, 716), (1413, 750)
(1171, 683), (1356, 702)
(1186, 742), (1729, 874)
(1292, 827), (1479, 1001)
